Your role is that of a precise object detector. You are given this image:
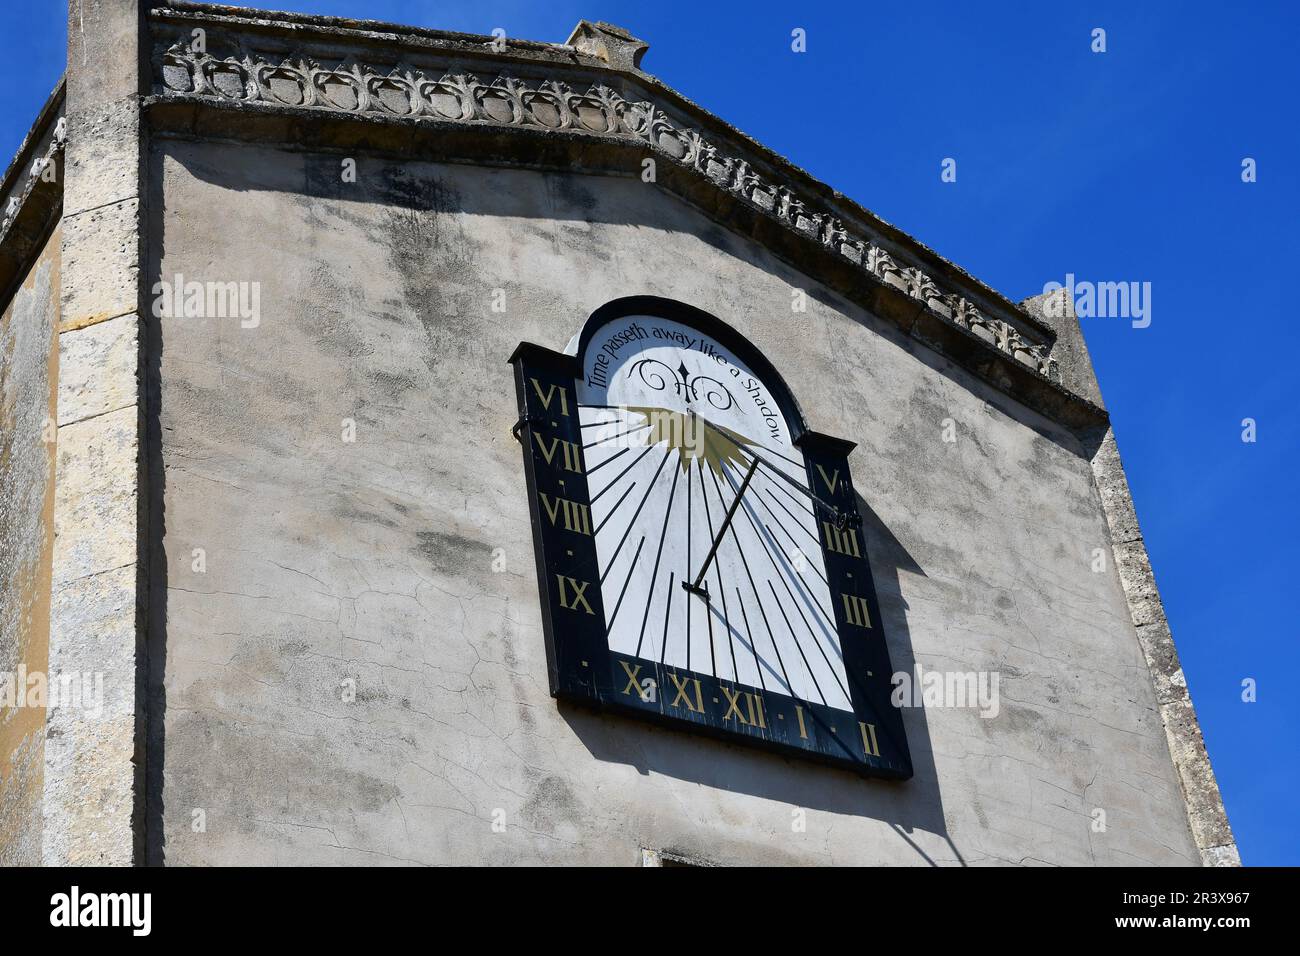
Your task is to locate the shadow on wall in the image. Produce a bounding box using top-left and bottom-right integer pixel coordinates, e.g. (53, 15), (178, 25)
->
(142, 158), (170, 866)
(560, 491), (963, 866)
(166, 142), (1088, 462)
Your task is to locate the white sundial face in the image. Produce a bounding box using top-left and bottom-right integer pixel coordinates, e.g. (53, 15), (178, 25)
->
(575, 314), (853, 712)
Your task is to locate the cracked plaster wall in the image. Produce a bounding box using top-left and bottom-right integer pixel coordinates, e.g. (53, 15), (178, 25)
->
(146, 139), (1199, 866)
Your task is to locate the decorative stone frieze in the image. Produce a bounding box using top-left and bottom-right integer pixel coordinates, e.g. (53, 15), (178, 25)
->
(0, 105), (66, 253)
(149, 36), (1061, 384)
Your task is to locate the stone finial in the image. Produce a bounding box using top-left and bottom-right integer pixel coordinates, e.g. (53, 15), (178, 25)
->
(565, 20), (648, 70)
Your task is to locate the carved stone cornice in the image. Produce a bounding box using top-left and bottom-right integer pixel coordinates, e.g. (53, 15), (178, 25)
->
(143, 3), (1108, 429)
(0, 79), (65, 305)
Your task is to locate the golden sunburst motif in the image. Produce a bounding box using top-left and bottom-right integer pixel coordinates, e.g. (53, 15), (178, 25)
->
(625, 406), (756, 477)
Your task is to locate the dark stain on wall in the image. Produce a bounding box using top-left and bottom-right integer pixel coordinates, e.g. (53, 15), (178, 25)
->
(415, 529), (492, 576)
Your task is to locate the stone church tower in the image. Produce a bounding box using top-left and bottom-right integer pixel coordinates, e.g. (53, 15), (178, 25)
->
(1, 2), (1236, 865)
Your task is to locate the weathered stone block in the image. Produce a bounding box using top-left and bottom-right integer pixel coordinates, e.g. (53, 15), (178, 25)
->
(61, 98), (140, 218)
(1160, 697), (1234, 851)
(1202, 844), (1242, 867)
(1112, 538), (1168, 628)
(59, 199), (140, 332)
(66, 0), (141, 108)
(1134, 620), (1188, 704)
(52, 404), (138, 586)
(1091, 432), (1142, 544)
(42, 563), (137, 866)
(57, 312), (138, 426)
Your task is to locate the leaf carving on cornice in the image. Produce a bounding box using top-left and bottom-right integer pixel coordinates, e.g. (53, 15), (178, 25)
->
(679, 130), (712, 172)
(480, 75), (530, 125)
(521, 80), (575, 130)
(255, 60), (314, 108)
(567, 84), (623, 134)
(866, 244), (896, 278)
(160, 39), (198, 93)
(820, 217), (848, 250)
(364, 68), (421, 116)
(727, 159), (764, 202)
(616, 100), (652, 140)
(311, 64), (367, 113)
(773, 186), (801, 223)
(905, 266), (942, 305)
(197, 50), (257, 101)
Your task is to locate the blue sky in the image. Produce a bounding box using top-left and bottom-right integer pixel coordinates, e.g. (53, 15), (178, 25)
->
(4, 2), (1295, 865)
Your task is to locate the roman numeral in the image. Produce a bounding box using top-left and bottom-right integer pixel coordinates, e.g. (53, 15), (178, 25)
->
(619, 660), (643, 696)
(529, 377), (570, 416)
(859, 721), (881, 758)
(794, 704), (810, 740)
(533, 434), (583, 473)
(721, 686), (766, 728)
(822, 521), (861, 557)
(540, 493), (592, 535)
(555, 574), (594, 615)
(667, 672), (704, 713)
(841, 593), (872, 628)
(815, 464), (841, 495)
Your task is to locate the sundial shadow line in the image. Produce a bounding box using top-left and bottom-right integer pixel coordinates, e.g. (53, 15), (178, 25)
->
(725, 463), (846, 706)
(732, 584), (784, 696)
(761, 483), (823, 550)
(739, 469), (837, 621)
(707, 460), (775, 693)
(751, 511), (845, 666)
(717, 467), (798, 699)
(696, 457), (739, 685)
(697, 414), (805, 471)
(760, 500), (833, 599)
(766, 579), (829, 709)
(721, 457), (849, 702)
(766, 471), (817, 519)
(760, 515), (838, 634)
(685, 456), (693, 673)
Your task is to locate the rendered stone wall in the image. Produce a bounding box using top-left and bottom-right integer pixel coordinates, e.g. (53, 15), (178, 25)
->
(147, 138), (1200, 865)
(0, 227), (59, 866)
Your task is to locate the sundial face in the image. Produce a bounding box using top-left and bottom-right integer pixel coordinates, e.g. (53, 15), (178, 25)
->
(511, 298), (910, 778)
(577, 315), (853, 712)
